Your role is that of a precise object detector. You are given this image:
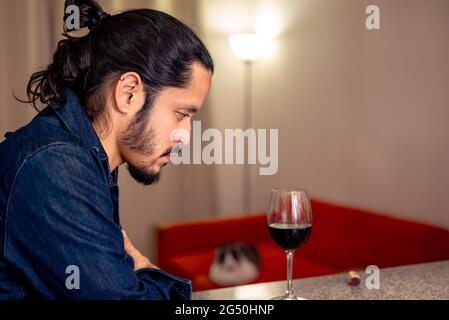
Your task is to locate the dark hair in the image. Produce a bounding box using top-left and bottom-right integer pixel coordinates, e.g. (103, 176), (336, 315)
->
(22, 0), (214, 134)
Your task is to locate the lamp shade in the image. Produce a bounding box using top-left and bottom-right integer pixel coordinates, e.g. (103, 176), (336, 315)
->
(228, 33), (273, 62)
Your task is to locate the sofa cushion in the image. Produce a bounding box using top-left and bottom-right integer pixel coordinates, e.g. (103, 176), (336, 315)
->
(305, 200), (449, 269)
(256, 242), (341, 282)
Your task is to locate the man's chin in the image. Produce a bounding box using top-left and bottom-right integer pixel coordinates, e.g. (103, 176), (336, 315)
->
(127, 164), (161, 186)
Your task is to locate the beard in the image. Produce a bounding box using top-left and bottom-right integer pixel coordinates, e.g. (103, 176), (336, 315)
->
(127, 163), (161, 186)
(120, 110), (171, 186)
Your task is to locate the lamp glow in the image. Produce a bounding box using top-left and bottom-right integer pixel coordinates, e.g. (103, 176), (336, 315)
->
(228, 33), (273, 62)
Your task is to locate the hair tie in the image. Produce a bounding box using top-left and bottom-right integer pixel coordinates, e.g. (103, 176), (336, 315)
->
(89, 12), (110, 30)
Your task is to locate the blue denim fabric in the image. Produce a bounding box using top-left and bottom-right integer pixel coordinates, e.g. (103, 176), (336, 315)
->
(0, 89), (192, 300)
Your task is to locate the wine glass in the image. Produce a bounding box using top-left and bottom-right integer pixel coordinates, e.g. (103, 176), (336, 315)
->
(267, 188), (313, 300)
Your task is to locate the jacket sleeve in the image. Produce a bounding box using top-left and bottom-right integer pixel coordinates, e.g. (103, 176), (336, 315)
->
(4, 143), (191, 300)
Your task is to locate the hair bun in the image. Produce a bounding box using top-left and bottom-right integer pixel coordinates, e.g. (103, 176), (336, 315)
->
(64, 0), (109, 31)
(88, 11), (110, 30)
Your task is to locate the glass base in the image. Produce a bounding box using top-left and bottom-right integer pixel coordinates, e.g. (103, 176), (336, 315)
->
(271, 293), (305, 300)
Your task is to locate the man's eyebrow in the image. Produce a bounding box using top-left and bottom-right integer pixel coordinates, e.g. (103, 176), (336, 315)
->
(178, 104), (199, 113)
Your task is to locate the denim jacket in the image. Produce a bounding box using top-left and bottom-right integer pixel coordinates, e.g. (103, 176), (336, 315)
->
(0, 89), (192, 300)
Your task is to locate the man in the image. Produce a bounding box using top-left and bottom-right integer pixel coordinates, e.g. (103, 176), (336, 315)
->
(0, 1), (213, 300)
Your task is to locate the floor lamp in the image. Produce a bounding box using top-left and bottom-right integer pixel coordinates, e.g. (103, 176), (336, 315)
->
(229, 33), (273, 213)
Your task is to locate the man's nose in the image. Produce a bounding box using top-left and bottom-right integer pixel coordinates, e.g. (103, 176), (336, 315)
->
(170, 125), (191, 145)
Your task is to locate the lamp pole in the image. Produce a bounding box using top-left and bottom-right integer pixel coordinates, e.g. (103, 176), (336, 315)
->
(229, 32), (272, 214)
(243, 60), (253, 213)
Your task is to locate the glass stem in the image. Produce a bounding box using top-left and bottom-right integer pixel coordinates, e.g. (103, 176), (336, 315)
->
(286, 250), (295, 296)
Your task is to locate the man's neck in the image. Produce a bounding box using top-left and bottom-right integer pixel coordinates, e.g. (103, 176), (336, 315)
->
(94, 125), (123, 172)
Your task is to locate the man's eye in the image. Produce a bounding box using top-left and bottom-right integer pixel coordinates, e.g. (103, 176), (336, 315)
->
(176, 112), (189, 121)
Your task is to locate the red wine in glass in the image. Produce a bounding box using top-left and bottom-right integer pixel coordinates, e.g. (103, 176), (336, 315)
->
(268, 223), (312, 251)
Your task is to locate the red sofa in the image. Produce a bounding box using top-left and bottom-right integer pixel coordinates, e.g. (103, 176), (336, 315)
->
(156, 199), (449, 291)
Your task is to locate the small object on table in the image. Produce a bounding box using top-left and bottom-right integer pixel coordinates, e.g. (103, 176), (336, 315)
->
(347, 270), (361, 286)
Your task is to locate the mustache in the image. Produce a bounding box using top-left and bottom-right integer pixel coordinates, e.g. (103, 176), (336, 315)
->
(160, 143), (183, 158)
(160, 148), (172, 157)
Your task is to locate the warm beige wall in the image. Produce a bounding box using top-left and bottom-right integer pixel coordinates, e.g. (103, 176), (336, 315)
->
(0, 0), (53, 133)
(200, 0), (449, 229)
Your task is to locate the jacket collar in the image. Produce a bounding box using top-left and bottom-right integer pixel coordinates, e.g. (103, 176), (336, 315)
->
(52, 88), (109, 163)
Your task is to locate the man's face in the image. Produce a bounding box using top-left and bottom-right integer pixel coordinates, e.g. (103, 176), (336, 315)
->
(118, 63), (212, 185)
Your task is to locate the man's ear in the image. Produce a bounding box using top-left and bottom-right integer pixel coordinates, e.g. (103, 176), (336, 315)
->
(114, 72), (144, 115)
